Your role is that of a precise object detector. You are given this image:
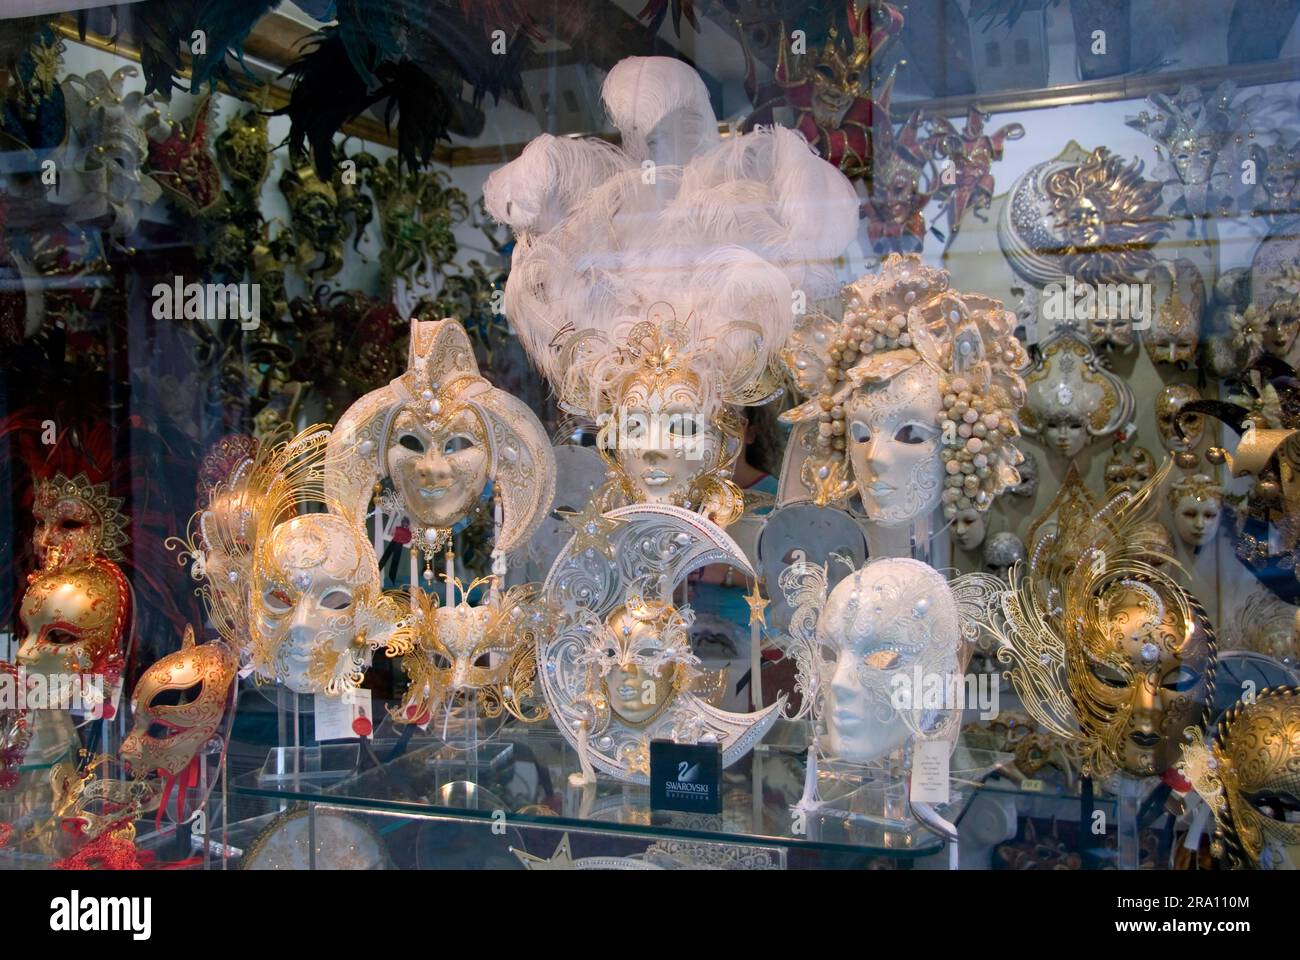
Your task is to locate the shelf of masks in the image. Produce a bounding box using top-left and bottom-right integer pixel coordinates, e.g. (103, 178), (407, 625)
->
(221, 721), (983, 863)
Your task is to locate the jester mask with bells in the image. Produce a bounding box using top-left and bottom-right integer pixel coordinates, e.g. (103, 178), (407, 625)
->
(397, 580), (547, 725)
(536, 503), (784, 783)
(121, 626), (237, 781)
(774, 553), (994, 765)
(486, 56), (859, 529)
(1021, 326), (1134, 460)
(781, 255), (1028, 525)
(991, 463), (1218, 779)
(247, 427), (413, 695)
(329, 318), (554, 562)
(1181, 687), (1300, 869)
(17, 555), (130, 684)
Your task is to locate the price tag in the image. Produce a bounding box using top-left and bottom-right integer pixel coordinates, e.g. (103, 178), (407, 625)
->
(909, 739), (951, 805)
(1020, 778), (1045, 793)
(314, 688), (375, 741)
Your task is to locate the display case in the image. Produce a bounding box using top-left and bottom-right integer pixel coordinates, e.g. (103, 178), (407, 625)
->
(3, 1), (1300, 875)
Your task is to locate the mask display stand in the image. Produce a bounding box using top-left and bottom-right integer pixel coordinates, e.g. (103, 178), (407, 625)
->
(1115, 774), (1145, 871)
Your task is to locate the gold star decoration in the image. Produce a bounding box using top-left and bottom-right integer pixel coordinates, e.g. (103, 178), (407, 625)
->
(744, 581), (769, 630)
(558, 500), (622, 559)
(510, 834), (575, 870)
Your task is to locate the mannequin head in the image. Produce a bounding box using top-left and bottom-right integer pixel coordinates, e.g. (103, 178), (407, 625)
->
(819, 558), (961, 763)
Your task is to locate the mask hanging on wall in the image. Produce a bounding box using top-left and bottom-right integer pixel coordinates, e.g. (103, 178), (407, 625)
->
(1104, 444), (1157, 499)
(1021, 326), (1133, 460)
(1143, 259), (1204, 368)
(1168, 472), (1224, 549)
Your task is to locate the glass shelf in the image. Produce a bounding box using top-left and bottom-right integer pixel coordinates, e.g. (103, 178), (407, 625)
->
(227, 721), (978, 859)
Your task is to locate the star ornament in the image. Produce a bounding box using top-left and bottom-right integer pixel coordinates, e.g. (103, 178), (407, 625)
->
(744, 581), (769, 629)
(558, 501), (622, 559)
(511, 834), (575, 870)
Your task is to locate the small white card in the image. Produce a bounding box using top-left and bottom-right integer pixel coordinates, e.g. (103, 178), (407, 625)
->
(1020, 778), (1045, 793)
(314, 688), (375, 741)
(910, 739), (951, 805)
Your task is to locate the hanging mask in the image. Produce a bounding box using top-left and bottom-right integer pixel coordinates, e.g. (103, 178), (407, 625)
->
(1022, 327), (1133, 459)
(33, 472), (129, 572)
(329, 318), (554, 562)
(1182, 687), (1300, 869)
(536, 503), (783, 782)
(17, 557), (130, 683)
(1155, 384), (1203, 453)
(1144, 259), (1204, 367)
(954, 507), (988, 551)
(1104, 445), (1157, 498)
(120, 626), (237, 778)
(1168, 473), (1224, 549)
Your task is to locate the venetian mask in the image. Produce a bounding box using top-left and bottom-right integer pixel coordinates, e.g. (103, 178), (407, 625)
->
(33, 473), (128, 571)
(1261, 292), (1300, 358)
(329, 319), (554, 559)
(819, 558), (961, 763)
(536, 504), (784, 783)
(120, 627), (237, 778)
(1132, 520), (1176, 568)
(982, 531), (1026, 581)
(953, 507), (987, 551)
(1229, 590), (1300, 665)
(847, 363), (945, 527)
(1072, 579), (1215, 777)
(1155, 384), (1203, 453)
(1168, 474), (1224, 548)
(781, 256), (1027, 519)
(1022, 327), (1133, 459)
(251, 513), (404, 695)
(1087, 309), (1137, 351)
(1010, 446), (1039, 498)
(1182, 687), (1300, 869)
(1104, 445), (1157, 498)
(17, 557), (130, 682)
(1144, 259), (1204, 367)
(398, 582), (545, 724)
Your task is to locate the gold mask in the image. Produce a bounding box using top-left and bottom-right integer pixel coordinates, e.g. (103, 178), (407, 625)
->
(121, 626), (237, 778)
(17, 556), (130, 682)
(1183, 687), (1300, 869)
(1104, 445), (1156, 498)
(33, 473), (129, 571)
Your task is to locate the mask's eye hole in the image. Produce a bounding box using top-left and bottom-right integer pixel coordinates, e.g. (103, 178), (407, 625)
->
(1090, 661), (1129, 688)
(320, 590), (353, 611)
(59, 518), (87, 531)
(894, 423), (935, 444)
(864, 649), (900, 670)
(146, 721), (178, 740)
(430, 652), (452, 670)
(1246, 791), (1300, 823)
(850, 421), (870, 443)
(669, 416), (698, 439)
(1161, 666), (1200, 692)
(473, 654), (492, 668)
(149, 681), (204, 709)
(443, 434), (475, 455)
(44, 628), (81, 645)
(398, 433), (425, 453)
(264, 588), (293, 613)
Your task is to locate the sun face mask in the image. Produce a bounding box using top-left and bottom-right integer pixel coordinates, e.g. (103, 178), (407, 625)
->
(33, 472), (129, 571)
(535, 503), (783, 783)
(330, 317), (554, 564)
(781, 255), (1027, 523)
(1022, 326), (1133, 459)
(17, 556), (130, 684)
(121, 626), (237, 778)
(1182, 686), (1300, 869)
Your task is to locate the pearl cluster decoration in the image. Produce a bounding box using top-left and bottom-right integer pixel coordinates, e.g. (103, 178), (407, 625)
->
(783, 254), (1029, 513)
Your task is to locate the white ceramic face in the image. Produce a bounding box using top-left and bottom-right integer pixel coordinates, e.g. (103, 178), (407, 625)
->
(1042, 413), (1089, 458)
(1172, 492), (1222, 547)
(953, 508), (987, 551)
(614, 374), (722, 506)
(254, 514), (380, 694)
(387, 407), (490, 530)
(846, 364), (944, 527)
(819, 559), (959, 764)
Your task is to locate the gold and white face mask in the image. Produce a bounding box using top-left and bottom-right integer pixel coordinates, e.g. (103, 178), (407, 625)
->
(1182, 687), (1300, 869)
(329, 318), (554, 558)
